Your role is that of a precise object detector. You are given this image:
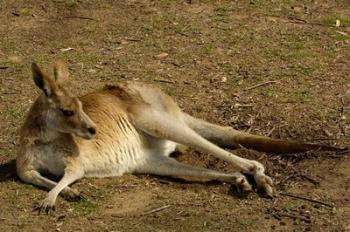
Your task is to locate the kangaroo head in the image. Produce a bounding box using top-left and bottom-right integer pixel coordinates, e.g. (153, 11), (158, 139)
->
(31, 60), (96, 139)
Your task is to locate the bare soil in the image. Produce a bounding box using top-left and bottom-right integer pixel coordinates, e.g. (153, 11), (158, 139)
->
(0, 0), (349, 231)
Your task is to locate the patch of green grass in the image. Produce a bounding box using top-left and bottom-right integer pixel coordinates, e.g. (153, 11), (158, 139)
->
(236, 218), (257, 230)
(287, 42), (305, 50)
(117, 57), (130, 65)
(292, 89), (311, 103)
(203, 42), (216, 54)
(143, 69), (156, 78)
(174, 23), (200, 37)
(84, 21), (98, 33)
(211, 6), (230, 23)
(6, 107), (24, 119)
(142, 25), (154, 34)
(322, 16), (350, 27)
(312, 108), (338, 123)
(65, 0), (79, 8)
(284, 201), (301, 211)
(248, 0), (268, 8)
(22, 184), (36, 190)
(32, 54), (55, 66)
(332, 33), (350, 41)
(287, 63), (314, 76)
(287, 49), (315, 60)
(266, 89), (275, 97)
(20, 7), (33, 16)
(73, 199), (98, 215)
(0, 60), (16, 68)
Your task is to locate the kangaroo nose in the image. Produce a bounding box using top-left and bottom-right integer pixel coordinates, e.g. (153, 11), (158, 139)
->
(88, 127), (96, 135)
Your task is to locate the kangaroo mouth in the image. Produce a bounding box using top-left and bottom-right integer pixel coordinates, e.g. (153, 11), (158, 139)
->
(75, 130), (96, 140)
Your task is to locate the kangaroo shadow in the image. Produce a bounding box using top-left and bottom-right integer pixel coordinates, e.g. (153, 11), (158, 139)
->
(0, 159), (18, 183)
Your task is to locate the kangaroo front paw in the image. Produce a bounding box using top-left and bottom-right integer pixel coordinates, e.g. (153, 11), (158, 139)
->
(33, 197), (56, 214)
(62, 188), (85, 201)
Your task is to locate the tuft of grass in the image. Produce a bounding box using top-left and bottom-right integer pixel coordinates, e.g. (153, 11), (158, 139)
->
(322, 16), (350, 27)
(212, 6), (230, 23)
(6, 107), (24, 119)
(65, 0), (79, 8)
(20, 7), (33, 16)
(287, 63), (314, 76)
(284, 201), (301, 211)
(73, 199), (98, 215)
(84, 21), (98, 33)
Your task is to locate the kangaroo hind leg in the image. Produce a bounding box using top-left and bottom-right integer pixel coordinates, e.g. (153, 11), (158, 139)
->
(131, 107), (274, 197)
(135, 155), (252, 193)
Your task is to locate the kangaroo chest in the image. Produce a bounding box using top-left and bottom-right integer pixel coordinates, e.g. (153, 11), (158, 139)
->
(32, 140), (70, 176)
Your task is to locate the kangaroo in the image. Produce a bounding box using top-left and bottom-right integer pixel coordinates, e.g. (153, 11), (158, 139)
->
(17, 60), (341, 212)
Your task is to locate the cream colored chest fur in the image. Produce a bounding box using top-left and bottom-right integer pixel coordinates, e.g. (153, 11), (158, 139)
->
(31, 119), (177, 178)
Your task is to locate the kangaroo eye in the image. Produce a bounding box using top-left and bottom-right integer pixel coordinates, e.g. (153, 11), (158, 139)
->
(60, 109), (74, 117)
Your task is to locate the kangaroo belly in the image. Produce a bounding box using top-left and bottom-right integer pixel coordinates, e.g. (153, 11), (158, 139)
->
(82, 142), (147, 178)
(81, 136), (177, 178)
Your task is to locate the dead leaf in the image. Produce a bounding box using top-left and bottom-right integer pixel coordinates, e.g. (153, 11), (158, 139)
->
(155, 52), (169, 59)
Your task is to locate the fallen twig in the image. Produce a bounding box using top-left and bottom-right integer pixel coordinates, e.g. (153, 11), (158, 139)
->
(336, 149), (350, 155)
(299, 174), (320, 186)
(266, 126), (275, 137)
(0, 66), (9, 70)
(244, 81), (279, 91)
(280, 192), (334, 208)
(125, 38), (142, 42)
(153, 79), (175, 84)
(64, 16), (97, 21)
(143, 205), (170, 215)
(270, 213), (282, 221)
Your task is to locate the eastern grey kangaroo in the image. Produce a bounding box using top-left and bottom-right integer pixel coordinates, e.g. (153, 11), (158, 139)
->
(17, 60), (340, 212)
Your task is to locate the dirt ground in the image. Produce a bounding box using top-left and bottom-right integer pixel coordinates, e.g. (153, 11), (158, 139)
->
(0, 0), (349, 231)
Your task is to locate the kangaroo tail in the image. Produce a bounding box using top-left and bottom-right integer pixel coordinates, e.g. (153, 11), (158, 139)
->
(230, 131), (345, 154)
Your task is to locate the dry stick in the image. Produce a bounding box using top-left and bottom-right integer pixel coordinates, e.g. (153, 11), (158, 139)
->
(298, 174), (320, 186)
(279, 192), (334, 208)
(244, 81), (280, 91)
(266, 126), (275, 137)
(337, 149), (350, 155)
(271, 213), (282, 221)
(153, 79), (175, 84)
(143, 205), (171, 215)
(125, 38), (142, 42)
(64, 16), (97, 21)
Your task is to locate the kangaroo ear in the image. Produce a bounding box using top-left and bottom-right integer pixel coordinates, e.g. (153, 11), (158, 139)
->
(32, 63), (56, 96)
(53, 60), (69, 86)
